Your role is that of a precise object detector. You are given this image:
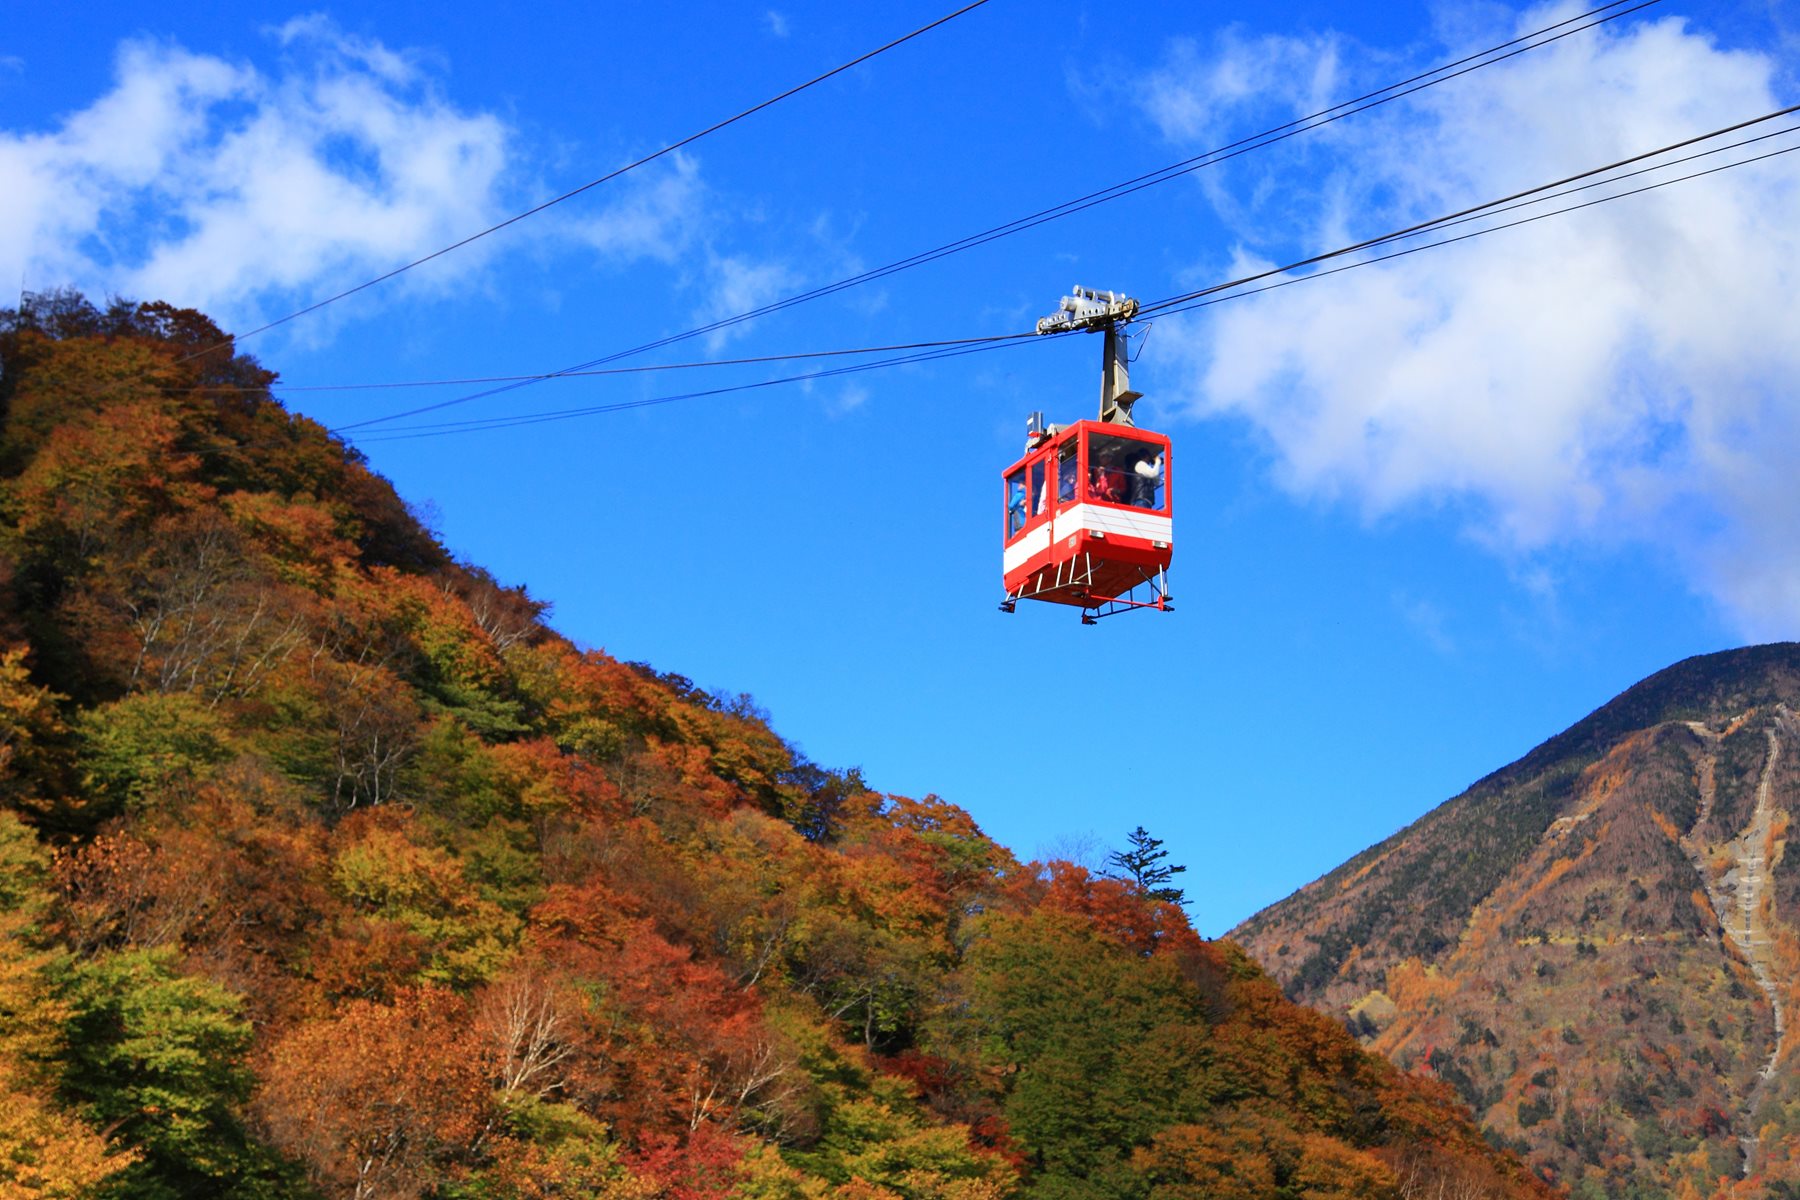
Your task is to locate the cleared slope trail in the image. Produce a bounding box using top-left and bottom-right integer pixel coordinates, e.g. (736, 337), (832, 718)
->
(1682, 711), (1789, 1175)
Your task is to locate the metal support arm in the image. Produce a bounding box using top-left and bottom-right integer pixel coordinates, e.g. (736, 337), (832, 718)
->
(1035, 285), (1142, 425)
(1099, 322), (1142, 425)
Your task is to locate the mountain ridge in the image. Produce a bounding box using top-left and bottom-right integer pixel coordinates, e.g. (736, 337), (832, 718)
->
(1234, 642), (1800, 1199)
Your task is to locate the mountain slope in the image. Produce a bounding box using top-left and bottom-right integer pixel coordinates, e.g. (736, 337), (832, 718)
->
(1234, 645), (1800, 1199)
(0, 290), (1554, 1200)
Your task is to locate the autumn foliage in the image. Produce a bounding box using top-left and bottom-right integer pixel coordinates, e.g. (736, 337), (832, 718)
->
(0, 291), (1552, 1198)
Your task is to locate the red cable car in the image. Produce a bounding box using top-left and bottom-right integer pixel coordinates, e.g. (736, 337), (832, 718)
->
(1001, 288), (1173, 624)
(1002, 419), (1172, 619)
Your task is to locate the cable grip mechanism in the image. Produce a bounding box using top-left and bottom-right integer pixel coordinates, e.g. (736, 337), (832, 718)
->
(1035, 286), (1143, 425)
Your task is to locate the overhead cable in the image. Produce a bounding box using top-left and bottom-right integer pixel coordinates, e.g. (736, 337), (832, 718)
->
(333, 0), (1663, 433)
(346, 339), (1035, 443)
(593, 0), (1666, 359)
(216, 102), (1781, 406)
(180, 333), (1034, 393)
(343, 121), (1800, 442)
(1146, 140), (1800, 322)
(1137, 103), (1800, 317)
(174, 0), (998, 363)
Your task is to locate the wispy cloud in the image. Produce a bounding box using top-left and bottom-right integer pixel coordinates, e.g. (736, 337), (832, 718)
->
(1141, 27), (1345, 145)
(1395, 592), (1456, 655)
(562, 151), (704, 264)
(827, 382), (871, 416)
(1146, 5), (1800, 637)
(765, 10), (791, 39)
(697, 252), (803, 352)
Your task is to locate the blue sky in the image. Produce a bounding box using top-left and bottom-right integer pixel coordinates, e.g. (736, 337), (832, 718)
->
(4, 0), (1798, 935)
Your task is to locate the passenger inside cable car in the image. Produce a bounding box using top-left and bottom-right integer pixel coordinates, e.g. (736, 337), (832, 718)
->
(1086, 430), (1164, 510)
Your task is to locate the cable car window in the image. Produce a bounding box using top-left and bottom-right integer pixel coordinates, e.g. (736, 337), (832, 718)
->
(1029, 460), (1047, 516)
(1005, 469), (1027, 538)
(1057, 439), (1080, 504)
(1087, 431), (1165, 510)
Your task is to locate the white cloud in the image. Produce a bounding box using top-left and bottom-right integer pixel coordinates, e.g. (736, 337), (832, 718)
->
(563, 152), (703, 264)
(0, 29), (506, 328)
(0, 21), (705, 336)
(683, 211), (876, 355)
(1136, 27), (1351, 242)
(1147, 6), (1800, 637)
(1142, 28), (1345, 145)
(274, 13), (418, 83)
(697, 253), (802, 352)
(765, 11), (791, 39)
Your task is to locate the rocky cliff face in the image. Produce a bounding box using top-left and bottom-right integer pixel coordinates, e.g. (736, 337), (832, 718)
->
(1233, 646), (1800, 1198)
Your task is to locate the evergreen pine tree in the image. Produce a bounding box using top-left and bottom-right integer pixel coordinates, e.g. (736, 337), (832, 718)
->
(1105, 826), (1188, 905)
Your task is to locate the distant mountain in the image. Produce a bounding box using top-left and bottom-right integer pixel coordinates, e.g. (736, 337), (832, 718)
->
(1234, 645), (1800, 1199)
(0, 290), (1553, 1200)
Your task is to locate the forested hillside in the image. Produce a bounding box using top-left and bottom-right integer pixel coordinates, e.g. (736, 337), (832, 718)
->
(1235, 646), (1800, 1199)
(0, 291), (1550, 1200)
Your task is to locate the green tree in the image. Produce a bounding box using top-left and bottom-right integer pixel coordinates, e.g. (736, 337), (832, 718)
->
(0, 812), (142, 1198)
(59, 948), (296, 1199)
(962, 909), (1212, 1198)
(76, 692), (232, 814)
(1105, 827), (1187, 906)
(0, 647), (78, 828)
(781, 1074), (1016, 1197)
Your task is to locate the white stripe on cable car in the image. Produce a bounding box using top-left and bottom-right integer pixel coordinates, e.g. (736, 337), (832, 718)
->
(1003, 523), (1053, 574)
(1005, 507), (1172, 578)
(1052, 504), (1171, 543)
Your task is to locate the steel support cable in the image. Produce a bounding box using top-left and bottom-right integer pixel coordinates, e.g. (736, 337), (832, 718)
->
(345, 137), (1800, 443)
(332, 0), (1661, 433)
(1136, 103), (1800, 317)
(1272, 120), (1800, 255)
(356, 341), (1025, 432)
(182, 334), (1039, 459)
(202, 111), (1750, 408)
(1144, 140), (1800, 321)
(346, 338), (1038, 442)
(196, 107), (1776, 405)
(184, 332), (1035, 394)
(587, 0), (1663, 358)
(165, 0), (997, 366)
(341, 105), (1799, 436)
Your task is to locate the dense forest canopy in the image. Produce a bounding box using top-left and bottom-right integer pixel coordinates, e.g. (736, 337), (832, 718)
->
(0, 290), (1550, 1198)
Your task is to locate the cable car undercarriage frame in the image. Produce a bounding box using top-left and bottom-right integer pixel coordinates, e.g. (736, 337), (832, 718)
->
(998, 556), (1172, 624)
